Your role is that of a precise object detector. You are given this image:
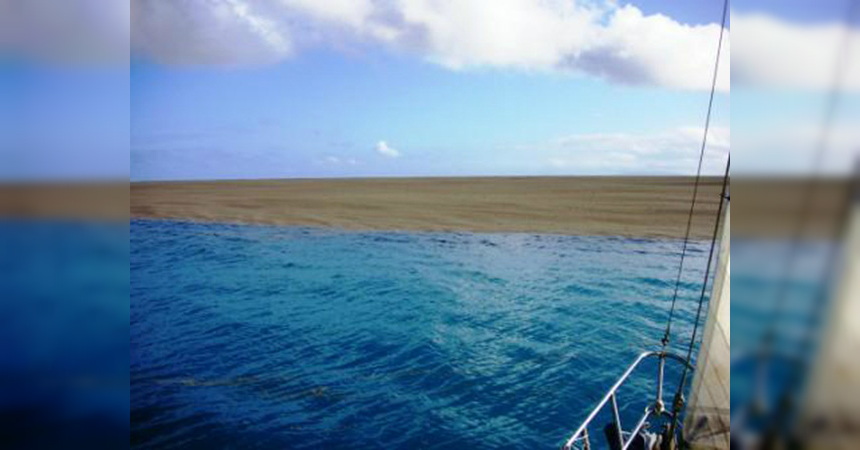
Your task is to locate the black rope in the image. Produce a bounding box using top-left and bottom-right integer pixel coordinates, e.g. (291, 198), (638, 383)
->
(662, 0), (729, 443)
(661, 0), (729, 349)
(666, 154), (730, 444)
(680, 155), (729, 380)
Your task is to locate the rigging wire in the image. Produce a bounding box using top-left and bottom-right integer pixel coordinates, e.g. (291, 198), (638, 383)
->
(559, 1), (730, 446)
(661, 0), (730, 443)
(666, 154), (730, 444)
(660, 0), (729, 350)
(680, 155), (730, 384)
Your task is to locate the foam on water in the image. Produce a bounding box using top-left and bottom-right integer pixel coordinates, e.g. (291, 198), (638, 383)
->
(131, 219), (710, 449)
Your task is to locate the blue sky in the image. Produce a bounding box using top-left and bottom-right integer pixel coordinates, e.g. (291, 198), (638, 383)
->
(129, 0), (731, 180)
(131, 48), (729, 180)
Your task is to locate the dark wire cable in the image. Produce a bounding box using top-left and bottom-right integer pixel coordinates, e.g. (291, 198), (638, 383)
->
(662, 0), (730, 443)
(666, 154), (730, 444)
(661, 0), (729, 349)
(681, 155), (730, 375)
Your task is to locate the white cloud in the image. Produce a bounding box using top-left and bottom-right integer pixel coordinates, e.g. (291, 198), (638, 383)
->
(21, 1), (860, 94)
(130, 0), (730, 91)
(732, 11), (860, 91)
(394, 0), (596, 70)
(581, 5), (729, 92)
(375, 140), (401, 158)
(280, 0), (374, 29)
(132, 0), (291, 65)
(322, 155), (359, 165)
(544, 126), (730, 174)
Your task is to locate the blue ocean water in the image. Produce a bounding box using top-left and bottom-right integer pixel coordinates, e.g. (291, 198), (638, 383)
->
(131, 219), (711, 449)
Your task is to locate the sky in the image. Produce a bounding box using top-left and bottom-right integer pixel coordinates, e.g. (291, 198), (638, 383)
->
(2, 1), (859, 181)
(130, 47), (729, 180)
(129, 0), (732, 180)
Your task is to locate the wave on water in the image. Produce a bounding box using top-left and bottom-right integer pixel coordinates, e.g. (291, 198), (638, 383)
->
(131, 219), (711, 449)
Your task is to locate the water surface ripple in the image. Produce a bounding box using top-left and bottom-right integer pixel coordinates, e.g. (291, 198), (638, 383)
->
(131, 220), (709, 449)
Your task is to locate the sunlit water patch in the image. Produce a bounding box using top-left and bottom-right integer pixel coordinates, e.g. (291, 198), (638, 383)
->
(131, 219), (711, 449)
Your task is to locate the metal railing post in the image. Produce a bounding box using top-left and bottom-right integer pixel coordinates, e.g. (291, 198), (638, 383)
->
(611, 393), (624, 450)
(656, 353), (666, 414)
(561, 351), (694, 450)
